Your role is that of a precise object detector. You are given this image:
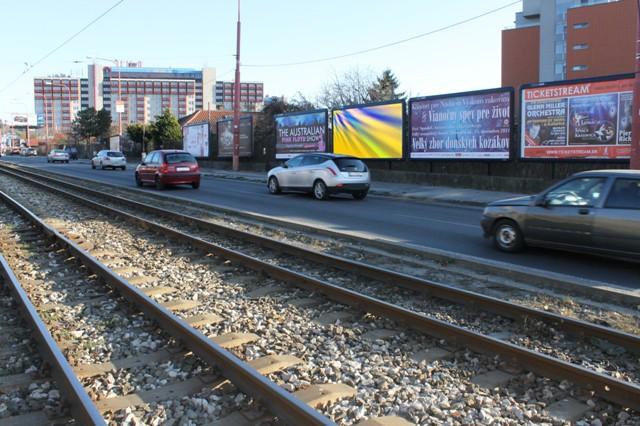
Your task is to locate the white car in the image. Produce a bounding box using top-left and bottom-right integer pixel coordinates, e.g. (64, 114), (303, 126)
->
(47, 149), (69, 163)
(267, 153), (370, 200)
(92, 150), (127, 170)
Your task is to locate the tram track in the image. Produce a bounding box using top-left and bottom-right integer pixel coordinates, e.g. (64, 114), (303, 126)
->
(0, 191), (336, 425)
(0, 164), (638, 423)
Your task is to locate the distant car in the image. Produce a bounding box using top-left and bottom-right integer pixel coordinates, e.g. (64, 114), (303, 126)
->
(481, 170), (640, 262)
(47, 149), (69, 163)
(92, 150), (127, 170)
(267, 154), (370, 200)
(10, 147), (20, 155)
(135, 150), (201, 189)
(64, 146), (78, 160)
(20, 147), (37, 156)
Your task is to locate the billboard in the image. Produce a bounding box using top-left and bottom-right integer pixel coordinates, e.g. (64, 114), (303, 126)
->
(275, 110), (327, 159)
(409, 88), (512, 160)
(332, 101), (404, 159)
(183, 122), (210, 158)
(521, 75), (633, 160)
(217, 116), (253, 158)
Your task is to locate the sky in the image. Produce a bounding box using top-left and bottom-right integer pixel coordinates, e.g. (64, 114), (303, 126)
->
(0, 0), (521, 122)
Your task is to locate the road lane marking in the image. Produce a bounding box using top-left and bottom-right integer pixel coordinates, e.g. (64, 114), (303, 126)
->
(395, 214), (479, 229)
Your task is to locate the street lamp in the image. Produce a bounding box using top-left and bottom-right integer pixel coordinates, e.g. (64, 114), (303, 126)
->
(87, 56), (123, 136)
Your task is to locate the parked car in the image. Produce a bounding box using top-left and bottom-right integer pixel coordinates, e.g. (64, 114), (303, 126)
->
(92, 150), (127, 170)
(135, 150), (201, 189)
(267, 154), (370, 200)
(481, 170), (640, 262)
(64, 146), (78, 160)
(10, 146), (20, 155)
(47, 149), (69, 163)
(20, 147), (37, 156)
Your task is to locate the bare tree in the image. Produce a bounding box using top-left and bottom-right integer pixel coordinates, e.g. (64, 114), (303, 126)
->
(317, 67), (376, 109)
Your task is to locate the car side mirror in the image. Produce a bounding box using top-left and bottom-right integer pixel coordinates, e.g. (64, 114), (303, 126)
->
(140, 162), (146, 166)
(534, 196), (549, 208)
(282, 163), (288, 168)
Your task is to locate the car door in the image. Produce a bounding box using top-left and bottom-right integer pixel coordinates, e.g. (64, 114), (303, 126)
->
(299, 155), (325, 189)
(280, 155), (304, 188)
(141, 152), (157, 182)
(592, 177), (640, 258)
(523, 176), (608, 248)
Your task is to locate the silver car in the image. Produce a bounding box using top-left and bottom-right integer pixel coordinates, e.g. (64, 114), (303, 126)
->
(92, 150), (127, 170)
(47, 149), (69, 163)
(267, 154), (370, 200)
(481, 170), (640, 262)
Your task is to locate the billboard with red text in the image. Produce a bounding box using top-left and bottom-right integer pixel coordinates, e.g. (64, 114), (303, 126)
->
(521, 75), (633, 160)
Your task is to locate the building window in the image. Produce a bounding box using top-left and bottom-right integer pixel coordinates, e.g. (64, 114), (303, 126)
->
(572, 65), (588, 71)
(573, 43), (589, 50)
(573, 22), (589, 29)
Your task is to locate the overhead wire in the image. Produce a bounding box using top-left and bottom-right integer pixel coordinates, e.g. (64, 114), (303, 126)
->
(244, 0), (521, 68)
(0, 0), (126, 94)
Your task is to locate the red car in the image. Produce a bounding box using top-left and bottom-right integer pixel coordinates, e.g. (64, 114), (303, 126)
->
(135, 150), (201, 189)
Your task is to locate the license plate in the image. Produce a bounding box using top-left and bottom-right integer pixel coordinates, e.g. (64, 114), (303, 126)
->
(176, 167), (190, 172)
(349, 172), (363, 177)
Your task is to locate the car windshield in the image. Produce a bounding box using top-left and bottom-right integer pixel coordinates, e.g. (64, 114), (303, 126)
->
(333, 158), (367, 172)
(52, 150), (64, 154)
(165, 153), (196, 164)
(107, 152), (124, 157)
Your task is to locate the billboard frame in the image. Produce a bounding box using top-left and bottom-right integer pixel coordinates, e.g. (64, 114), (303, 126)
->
(273, 108), (329, 160)
(331, 99), (406, 161)
(216, 116), (254, 159)
(408, 86), (514, 162)
(519, 73), (634, 163)
(182, 121), (211, 159)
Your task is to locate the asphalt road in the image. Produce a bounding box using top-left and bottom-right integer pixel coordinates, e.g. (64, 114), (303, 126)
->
(2, 156), (638, 288)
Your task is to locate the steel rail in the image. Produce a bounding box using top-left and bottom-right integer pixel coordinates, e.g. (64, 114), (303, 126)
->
(1, 165), (638, 355)
(1, 168), (639, 409)
(0, 189), (334, 426)
(0, 254), (105, 425)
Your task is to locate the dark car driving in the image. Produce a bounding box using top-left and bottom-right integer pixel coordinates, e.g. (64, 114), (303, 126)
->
(481, 170), (640, 262)
(135, 150), (201, 189)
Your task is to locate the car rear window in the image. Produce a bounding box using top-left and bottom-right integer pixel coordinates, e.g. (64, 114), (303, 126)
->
(605, 178), (640, 210)
(165, 153), (196, 164)
(107, 152), (124, 157)
(333, 158), (367, 172)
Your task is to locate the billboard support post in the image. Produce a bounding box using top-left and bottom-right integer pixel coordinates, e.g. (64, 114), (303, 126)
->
(232, 0), (241, 171)
(631, 0), (640, 169)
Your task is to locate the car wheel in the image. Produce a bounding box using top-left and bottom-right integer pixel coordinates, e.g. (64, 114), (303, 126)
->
(191, 181), (200, 189)
(91, 162), (96, 169)
(101, 162), (105, 170)
(135, 173), (143, 187)
(65, 160), (69, 163)
(493, 219), (524, 253)
(352, 190), (368, 200)
(155, 176), (165, 190)
(47, 159), (50, 163)
(268, 176), (281, 194)
(121, 166), (126, 171)
(313, 180), (329, 200)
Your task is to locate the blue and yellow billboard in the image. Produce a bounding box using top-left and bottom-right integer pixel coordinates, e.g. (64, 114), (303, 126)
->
(332, 101), (404, 159)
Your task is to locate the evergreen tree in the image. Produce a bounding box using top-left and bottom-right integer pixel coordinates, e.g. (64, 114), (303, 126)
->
(150, 109), (181, 149)
(368, 69), (405, 102)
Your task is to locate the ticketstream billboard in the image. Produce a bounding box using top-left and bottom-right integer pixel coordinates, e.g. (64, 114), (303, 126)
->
(217, 116), (253, 158)
(183, 122), (210, 158)
(275, 110), (327, 159)
(332, 101), (404, 159)
(521, 76), (633, 160)
(410, 89), (512, 159)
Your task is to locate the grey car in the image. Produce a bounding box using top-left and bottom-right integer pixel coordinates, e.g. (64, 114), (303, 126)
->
(267, 154), (370, 200)
(481, 170), (640, 262)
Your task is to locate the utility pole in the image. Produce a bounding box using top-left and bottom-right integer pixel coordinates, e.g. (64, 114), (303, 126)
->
(232, 0), (241, 171)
